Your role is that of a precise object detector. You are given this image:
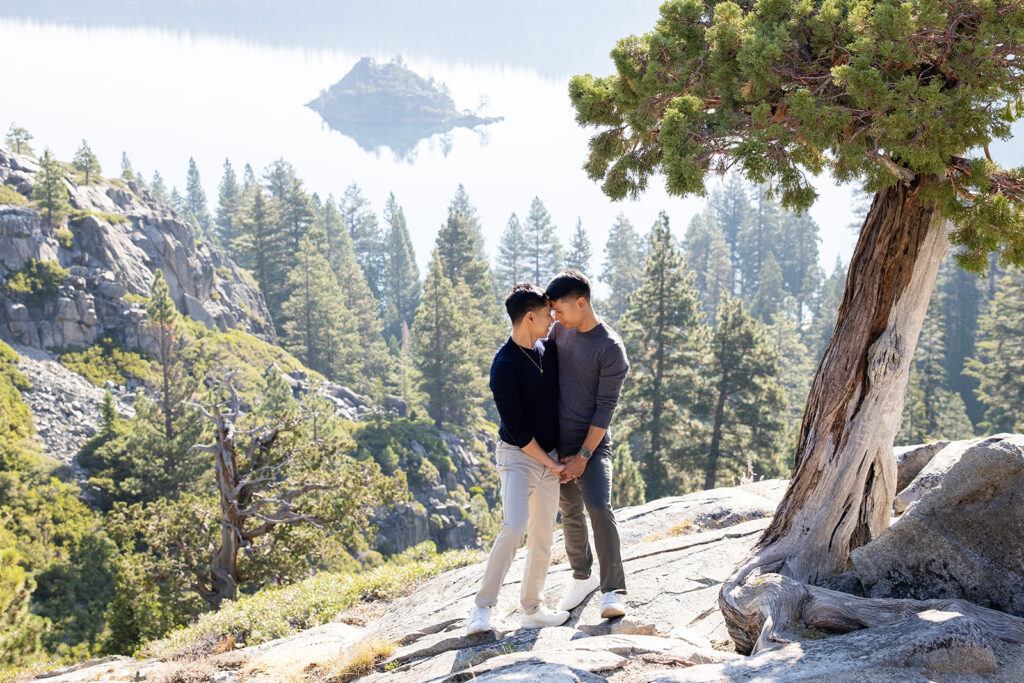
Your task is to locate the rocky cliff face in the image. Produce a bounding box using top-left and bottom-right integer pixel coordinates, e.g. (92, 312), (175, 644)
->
(0, 148), (274, 354)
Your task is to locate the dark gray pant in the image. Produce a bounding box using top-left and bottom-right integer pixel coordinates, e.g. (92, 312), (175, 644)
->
(558, 443), (626, 594)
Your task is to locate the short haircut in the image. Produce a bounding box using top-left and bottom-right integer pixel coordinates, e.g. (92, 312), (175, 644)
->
(545, 269), (591, 302)
(505, 283), (549, 324)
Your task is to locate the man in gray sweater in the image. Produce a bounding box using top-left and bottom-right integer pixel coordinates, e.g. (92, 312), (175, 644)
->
(545, 269), (630, 619)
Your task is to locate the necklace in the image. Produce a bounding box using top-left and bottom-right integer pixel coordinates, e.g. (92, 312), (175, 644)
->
(516, 342), (543, 375)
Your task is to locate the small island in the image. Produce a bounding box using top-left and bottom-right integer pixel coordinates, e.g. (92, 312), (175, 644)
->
(307, 57), (503, 158)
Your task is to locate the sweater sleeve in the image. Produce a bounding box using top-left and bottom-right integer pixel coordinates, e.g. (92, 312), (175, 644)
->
(489, 359), (533, 448)
(591, 339), (630, 430)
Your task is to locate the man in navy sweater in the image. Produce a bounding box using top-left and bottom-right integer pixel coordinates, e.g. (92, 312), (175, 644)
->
(546, 270), (630, 619)
(466, 284), (570, 634)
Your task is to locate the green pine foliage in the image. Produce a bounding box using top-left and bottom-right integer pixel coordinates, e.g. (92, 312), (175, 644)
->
(682, 212), (732, 322)
(215, 158), (242, 246)
(601, 213), (645, 325)
(413, 252), (487, 428)
(341, 182), (386, 300)
(57, 335), (153, 387)
(71, 140), (102, 185)
(522, 196), (564, 285)
(30, 150), (70, 227)
(184, 157), (212, 238)
(568, 0), (1024, 268)
(565, 217), (593, 275)
(618, 213), (706, 497)
(280, 235), (361, 383)
(5, 124), (33, 155)
(495, 212), (527, 293)
(611, 443), (646, 508)
(382, 192), (421, 341)
(965, 268), (1024, 434)
(699, 296), (786, 489)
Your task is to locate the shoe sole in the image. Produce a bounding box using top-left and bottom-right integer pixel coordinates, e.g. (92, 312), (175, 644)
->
(466, 626), (490, 635)
(600, 606), (626, 619)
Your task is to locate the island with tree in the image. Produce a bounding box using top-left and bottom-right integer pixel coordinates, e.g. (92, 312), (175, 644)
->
(307, 57), (503, 158)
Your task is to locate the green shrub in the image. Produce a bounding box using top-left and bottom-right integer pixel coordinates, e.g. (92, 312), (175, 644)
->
(68, 209), (129, 225)
(141, 548), (482, 658)
(2, 259), (69, 307)
(354, 419), (455, 478)
(412, 458), (441, 487)
(57, 336), (153, 387)
(122, 293), (149, 306)
(54, 229), (74, 249)
(0, 184), (27, 206)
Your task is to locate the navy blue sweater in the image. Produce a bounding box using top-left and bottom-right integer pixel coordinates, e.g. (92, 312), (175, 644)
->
(489, 337), (559, 453)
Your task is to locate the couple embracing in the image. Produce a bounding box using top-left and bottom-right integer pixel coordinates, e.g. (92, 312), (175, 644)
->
(467, 269), (630, 634)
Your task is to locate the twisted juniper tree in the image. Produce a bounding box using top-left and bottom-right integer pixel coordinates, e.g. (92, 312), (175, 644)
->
(571, 0), (1024, 653)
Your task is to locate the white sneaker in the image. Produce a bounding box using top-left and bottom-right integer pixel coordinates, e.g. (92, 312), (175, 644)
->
(557, 574), (600, 611)
(520, 605), (570, 629)
(466, 605), (491, 634)
(600, 591), (627, 619)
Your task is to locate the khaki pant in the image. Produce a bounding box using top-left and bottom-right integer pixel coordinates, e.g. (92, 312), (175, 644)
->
(474, 440), (560, 614)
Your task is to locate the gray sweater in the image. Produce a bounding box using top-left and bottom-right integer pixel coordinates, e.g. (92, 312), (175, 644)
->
(549, 320), (630, 452)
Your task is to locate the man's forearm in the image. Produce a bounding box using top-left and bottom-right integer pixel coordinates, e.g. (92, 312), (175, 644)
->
(581, 425), (607, 455)
(520, 438), (558, 467)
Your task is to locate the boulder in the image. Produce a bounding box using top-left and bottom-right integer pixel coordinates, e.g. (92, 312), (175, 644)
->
(894, 440), (948, 494)
(648, 610), (999, 681)
(853, 434), (1024, 616)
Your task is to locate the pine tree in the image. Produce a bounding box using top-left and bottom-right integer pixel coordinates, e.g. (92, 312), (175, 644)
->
(120, 152), (135, 182)
(184, 157), (212, 237)
(150, 171), (169, 205)
(5, 124), (32, 155)
(611, 443), (646, 508)
(413, 252), (485, 427)
(768, 310), (815, 451)
(233, 186), (288, 322)
(937, 254), (986, 424)
(495, 213), (527, 292)
(565, 217), (593, 274)
(683, 213), (733, 323)
(601, 214), (645, 326)
(965, 268), (1024, 434)
(522, 196), (564, 284)
(435, 184), (494, 301)
(215, 159), (242, 248)
(708, 174), (752, 279)
(146, 270), (185, 444)
(315, 195), (392, 392)
(618, 212), (706, 497)
(778, 212), (822, 321)
(736, 187), (784, 298)
(280, 236), (361, 382)
(264, 159), (314, 252)
(749, 253), (786, 324)
(242, 163), (256, 191)
(340, 183), (385, 300)
(382, 193), (421, 341)
(99, 390), (118, 437)
(700, 296), (786, 490)
(72, 140), (102, 185)
(31, 149), (70, 227)
(899, 300), (975, 446)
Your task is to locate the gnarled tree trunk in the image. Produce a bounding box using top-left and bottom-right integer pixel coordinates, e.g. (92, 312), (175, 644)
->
(720, 177), (954, 653)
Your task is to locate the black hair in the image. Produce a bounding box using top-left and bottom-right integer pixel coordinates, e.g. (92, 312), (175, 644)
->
(505, 283), (549, 324)
(545, 269), (591, 302)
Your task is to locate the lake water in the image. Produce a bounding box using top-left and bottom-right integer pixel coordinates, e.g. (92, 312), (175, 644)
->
(1, 3), (1021, 277)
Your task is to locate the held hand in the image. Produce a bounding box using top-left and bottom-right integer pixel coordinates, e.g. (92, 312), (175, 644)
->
(547, 460), (566, 477)
(561, 454), (587, 482)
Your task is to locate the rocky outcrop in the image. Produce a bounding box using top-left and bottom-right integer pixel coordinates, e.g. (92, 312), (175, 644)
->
(0, 148), (274, 354)
(36, 466), (1024, 681)
(853, 434), (1024, 616)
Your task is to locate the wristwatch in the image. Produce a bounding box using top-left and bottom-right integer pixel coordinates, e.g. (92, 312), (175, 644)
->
(578, 446), (593, 461)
